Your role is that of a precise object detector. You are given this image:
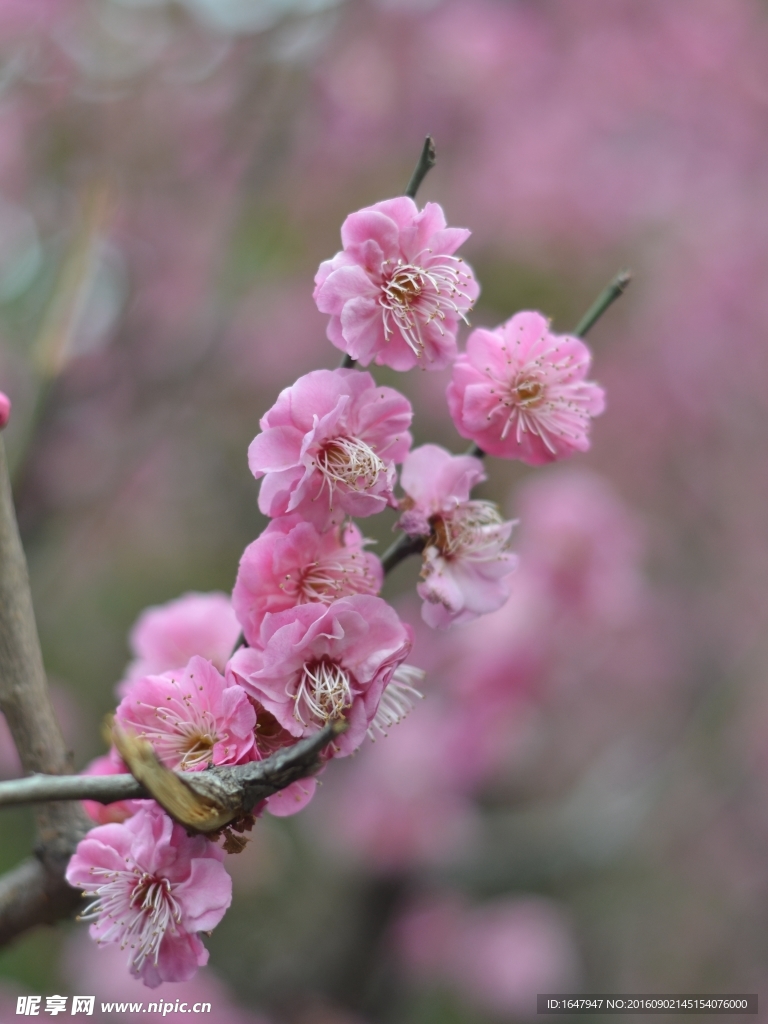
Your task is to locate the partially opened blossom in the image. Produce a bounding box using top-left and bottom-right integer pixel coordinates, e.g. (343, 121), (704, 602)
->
(447, 311), (605, 464)
(398, 445), (517, 629)
(115, 656), (256, 771)
(314, 197), (479, 371)
(66, 803), (232, 988)
(232, 515), (382, 646)
(228, 596), (412, 756)
(119, 592), (241, 697)
(397, 443), (486, 537)
(0, 391), (10, 429)
(248, 368), (412, 530)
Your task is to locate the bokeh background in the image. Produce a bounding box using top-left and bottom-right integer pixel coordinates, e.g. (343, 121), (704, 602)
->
(1, 0), (768, 1021)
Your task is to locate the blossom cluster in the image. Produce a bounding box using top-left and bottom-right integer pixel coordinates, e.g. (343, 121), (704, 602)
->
(66, 190), (605, 987)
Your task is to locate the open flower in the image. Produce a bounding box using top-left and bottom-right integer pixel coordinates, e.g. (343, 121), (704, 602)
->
(398, 445), (517, 629)
(66, 803), (232, 988)
(314, 197), (479, 371)
(226, 647), (321, 818)
(228, 596), (412, 756)
(232, 515), (383, 647)
(115, 656), (256, 771)
(248, 368), (412, 530)
(447, 311), (605, 465)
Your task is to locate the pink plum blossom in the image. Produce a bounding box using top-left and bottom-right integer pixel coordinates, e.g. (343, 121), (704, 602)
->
(115, 656), (256, 771)
(248, 368), (412, 529)
(314, 196), (479, 371)
(223, 647), (323, 818)
(447, 311), (605, 464)
(0, 391), (10, 429)
(227, 596), (412, 756)
(398, 445), (517, 628)
(232, 514), (383, 647)
(120, 592), (241, 697)
(66, 803), (232, 988)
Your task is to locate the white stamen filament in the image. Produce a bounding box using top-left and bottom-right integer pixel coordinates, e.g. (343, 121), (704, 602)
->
(483, 346), (592, 449)
(433, 501), (512, 562)
(79, 868), (182, 972)
(315, 437), (385, 508)
(379, 252), (474, 356)
(134, 695), (220, 770)
(293, 659), (353, 726)
(280, 550), (376, 604)
(368, 665), (425, 740)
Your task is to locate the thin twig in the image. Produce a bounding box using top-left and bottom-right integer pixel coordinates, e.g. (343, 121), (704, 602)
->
(405, 136), (436, 200)
(380, 532), (426, 574)
(572, 269), (632, 338)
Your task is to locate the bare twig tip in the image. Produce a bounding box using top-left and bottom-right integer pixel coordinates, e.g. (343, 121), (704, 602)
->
(405, 136), (437, 200)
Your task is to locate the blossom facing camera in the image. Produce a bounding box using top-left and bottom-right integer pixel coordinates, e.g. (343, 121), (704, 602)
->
(314, 197), (479, 371)
(232, 515), (383, 647)
(229, 595), (413, 756)
(447, 311), (605, 465)
(398, 445), (517, 628)
(65, 803), (232, 988)
(248, 368), (412, 530)
(115, 655), (256, 771)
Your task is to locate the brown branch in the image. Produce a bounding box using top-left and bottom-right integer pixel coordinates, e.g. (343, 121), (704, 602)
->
(0, 721), (342, 821)
(0, 435), (92, 946)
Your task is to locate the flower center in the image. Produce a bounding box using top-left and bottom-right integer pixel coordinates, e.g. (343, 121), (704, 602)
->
(78, 867), (182, 972)
(383, 264), (424, 306)
(293, 658), (352, 726)
(514, 377), (544, 405)
(379, 254), (475, 356)
(430, 501), (510, 562)
(285, 548), (375, 604)
(315, 437), (385, 505)
(135, 697), (220, 770)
